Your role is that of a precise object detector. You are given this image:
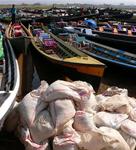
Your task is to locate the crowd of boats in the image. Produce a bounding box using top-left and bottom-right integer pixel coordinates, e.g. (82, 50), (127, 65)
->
(0, 6), (134, 24)
(0, 6), (135, 131)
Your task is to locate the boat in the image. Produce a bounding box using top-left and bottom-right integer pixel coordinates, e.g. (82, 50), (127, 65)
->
(5, 22), (33, 98)
(0, 34), (20, 129)
(62, 23), (136, 54)
(57, 33), (136, 71)
(5, 22), (32, 57)
(28, 23), (106, 92)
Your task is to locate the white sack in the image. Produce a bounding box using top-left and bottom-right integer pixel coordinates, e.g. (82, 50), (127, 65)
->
(73, 111), (97, 132)
(121, 119), (136, 138)
(49, 99), (76, 131)
(78, 127), (130, 150)
(43, 80), (94, 102)
(119, 129), (136, 150)
(17, 126), (49, 150)
(29, 110), (55, 143)
(100, 95), (132, 114)
(94, 111), (128, 129)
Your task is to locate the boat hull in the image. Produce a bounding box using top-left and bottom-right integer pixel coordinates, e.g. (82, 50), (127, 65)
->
(0, 38), (20, 129)
(9, 37), (31, 57)
(30, 42), (103, 91)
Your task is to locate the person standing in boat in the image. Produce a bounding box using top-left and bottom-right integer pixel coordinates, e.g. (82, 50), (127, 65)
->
(10, 4), (16, 24)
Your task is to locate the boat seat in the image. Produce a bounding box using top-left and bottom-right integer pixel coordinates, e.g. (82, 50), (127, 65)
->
(33, 29), (44, 36)
(73, 36), (89, 49)
(37, 30), (44, 36)
(43, 39), (57, 49)
(59, 33), (69, 41)
(75, 36), (86, 43)
(39, 33), (50, 41)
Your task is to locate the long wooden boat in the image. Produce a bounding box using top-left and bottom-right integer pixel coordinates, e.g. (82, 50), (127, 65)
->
(63, 25), (136, 54)
(28, 24), (106, 91)
(5, 22), (33, 98)
(5, 22), (32, 57)
(0, 34), (20, 129)
(58, 33), (136, 71)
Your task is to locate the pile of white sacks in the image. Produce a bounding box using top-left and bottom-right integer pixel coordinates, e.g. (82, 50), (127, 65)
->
(4, 80), (136, 150)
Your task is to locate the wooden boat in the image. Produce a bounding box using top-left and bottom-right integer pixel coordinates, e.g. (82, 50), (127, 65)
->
(58, 33), (136, 71)
(5, 22), (32, 57)
(0, 34), (20, 129)
(63, 25), (136, 54)
(5, 22), (33, 98)
(28, 24), (106, 91)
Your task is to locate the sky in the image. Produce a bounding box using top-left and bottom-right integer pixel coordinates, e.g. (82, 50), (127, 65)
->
(0, 0), (135, 5)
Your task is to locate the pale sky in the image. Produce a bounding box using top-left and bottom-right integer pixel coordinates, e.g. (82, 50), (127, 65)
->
(0, 0), (135, 5)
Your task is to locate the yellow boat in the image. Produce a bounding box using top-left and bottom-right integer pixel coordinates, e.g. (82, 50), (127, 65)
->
(29, 24), (106, 91)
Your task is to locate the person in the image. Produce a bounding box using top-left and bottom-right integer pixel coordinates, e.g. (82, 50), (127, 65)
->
(10, 4), (16, 24)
